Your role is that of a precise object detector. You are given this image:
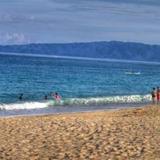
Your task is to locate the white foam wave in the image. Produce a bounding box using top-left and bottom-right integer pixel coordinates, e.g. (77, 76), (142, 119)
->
(0, 94), (151, 110)
(59, 94), (151, 105)
(0, 101), (49, 110)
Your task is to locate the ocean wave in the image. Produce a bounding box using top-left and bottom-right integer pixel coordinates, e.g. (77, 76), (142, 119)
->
(0, 94), (151, 110)
(125, 71), (141, 75)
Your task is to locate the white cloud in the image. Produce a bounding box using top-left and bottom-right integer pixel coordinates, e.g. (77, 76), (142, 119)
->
(0, 33), (30, 44)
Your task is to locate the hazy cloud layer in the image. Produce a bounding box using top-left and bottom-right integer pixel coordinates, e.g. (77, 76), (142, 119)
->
(0, 0), (160, 44)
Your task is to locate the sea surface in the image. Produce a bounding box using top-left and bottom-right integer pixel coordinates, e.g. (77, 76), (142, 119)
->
(0, 54), (159, 116)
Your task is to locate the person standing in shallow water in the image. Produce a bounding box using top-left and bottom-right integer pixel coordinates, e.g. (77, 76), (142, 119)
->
(156, 87), (160, 104)
(151, 88), (156, 104)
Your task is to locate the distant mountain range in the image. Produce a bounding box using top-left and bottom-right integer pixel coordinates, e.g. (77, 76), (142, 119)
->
(0, 41), (160, 62)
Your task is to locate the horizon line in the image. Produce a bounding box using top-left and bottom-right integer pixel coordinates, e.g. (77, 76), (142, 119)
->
(0, 40), (159, 47)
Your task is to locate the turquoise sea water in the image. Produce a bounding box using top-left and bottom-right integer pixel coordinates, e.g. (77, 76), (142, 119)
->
(0, 54), (159, 112)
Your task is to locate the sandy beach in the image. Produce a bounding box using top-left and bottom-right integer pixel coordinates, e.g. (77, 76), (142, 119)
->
(0, 105), (160, 160)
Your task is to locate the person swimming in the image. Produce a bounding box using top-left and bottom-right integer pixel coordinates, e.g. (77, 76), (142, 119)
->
(18, 93), (23, 101)
(53, 92), (61, 102)
(44, 95), (48, 100)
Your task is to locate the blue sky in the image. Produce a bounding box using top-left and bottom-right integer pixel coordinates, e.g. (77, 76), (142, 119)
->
(0, 0), (160, 44)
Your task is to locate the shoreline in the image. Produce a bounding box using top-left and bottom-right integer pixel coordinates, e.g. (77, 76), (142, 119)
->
(0, 107), (124, 119)
(0, 105), (145, 119)
(0, 102), (148, 118)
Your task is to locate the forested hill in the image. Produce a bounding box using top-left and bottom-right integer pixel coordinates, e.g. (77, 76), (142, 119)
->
(0, 41), (160, 62)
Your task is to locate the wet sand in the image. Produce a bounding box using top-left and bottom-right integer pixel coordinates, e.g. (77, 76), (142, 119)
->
(0, 105), (160, 160)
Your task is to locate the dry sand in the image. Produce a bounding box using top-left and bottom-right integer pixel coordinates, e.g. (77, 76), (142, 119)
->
(0, 105), (160, 160)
